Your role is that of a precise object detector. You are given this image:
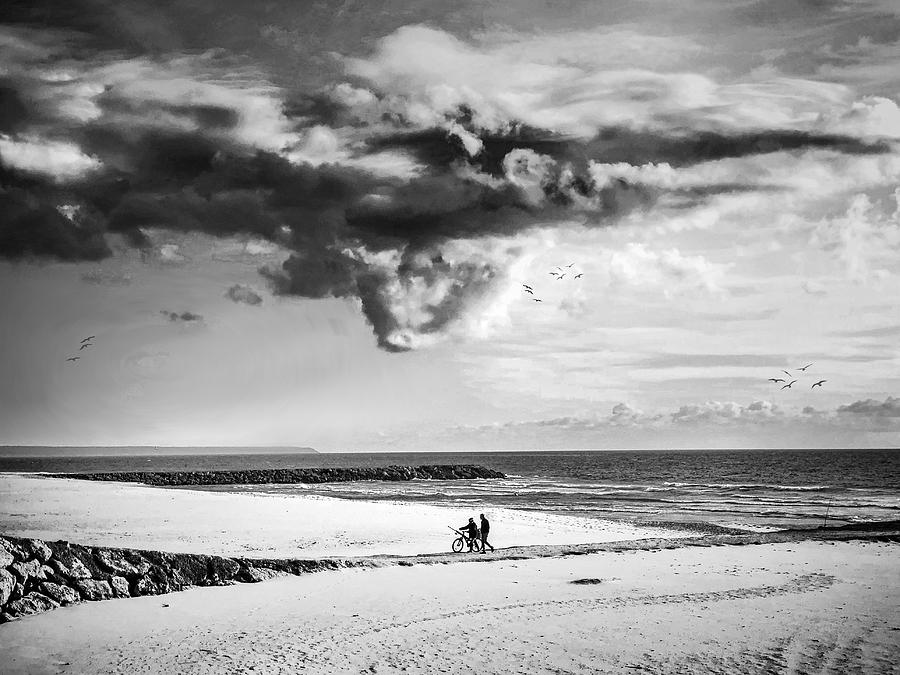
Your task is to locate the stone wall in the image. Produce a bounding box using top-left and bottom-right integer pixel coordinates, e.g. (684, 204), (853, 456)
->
(0, 535), (367, 623)
(50, 464), (506, 486)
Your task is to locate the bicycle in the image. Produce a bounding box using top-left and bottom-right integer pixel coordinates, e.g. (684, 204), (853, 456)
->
(449, 526), (481, 553)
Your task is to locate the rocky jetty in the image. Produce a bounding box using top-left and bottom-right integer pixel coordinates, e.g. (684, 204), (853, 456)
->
(50, 464), (506, 486)
(0, 534), (368, 623)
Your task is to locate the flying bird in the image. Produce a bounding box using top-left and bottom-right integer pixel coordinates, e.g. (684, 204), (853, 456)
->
(80, 336), (95, 343)
(79, 343), (92, 350)
(768, 378), (785, 383)
(66, 357), (80, 362)
(797, 363), (813, 371)
(565, 263), (575, 268)
(556, 274), (566, 280)
(549, 272), (559, 276)
(574, 273), (583, 279)
(781, 380), (797, 390)
(522, 284), (532, 290)
(533, 298), (543, 302)
(811, 380), (827, 388)
(524, 289), (534, 295)
(781, 370), (792, 377)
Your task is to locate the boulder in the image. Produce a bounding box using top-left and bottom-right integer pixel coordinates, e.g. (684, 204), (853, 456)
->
(40, 582), (80, 606)
(207, 557), (241, 583)
(94, 549), (151, 577)
(50, 557), (92, 581)
(11, 583), (24, 602)
(0, 537), (26, 562)
(10, 559), (44, 585)
(19, 538), (52, 562)
(4, 592), (58, 618)
(239, 566), (282, 583)
(50, 544), (107, 580)
(110, 576), (130, 598)
(0, 569), (15, 605)
(74, 579), (113, 601)
(0, 547), (13, 568)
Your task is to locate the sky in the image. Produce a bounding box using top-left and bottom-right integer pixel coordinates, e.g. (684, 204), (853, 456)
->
(1, 0), (899, 450)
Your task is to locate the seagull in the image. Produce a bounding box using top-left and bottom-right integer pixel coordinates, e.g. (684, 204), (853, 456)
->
(522, 284), (533, 290)
(811, 380), (827, 388)
(80, 336), (95, 343)
(768, 378), (785, 383)
(797, 363), (813, 371)
(574, 273), (583, 279)
(549, 272), (559, 276)
(66, 357), (80, 362)
(556, 274), (566, 280)
(533, 298), (543, 302)
(524, 289), (534, 295)
(79, 343), (93, 350)
(565, 263), (575, 268)
(781, 370), (792, 377)
(781, 380), (797, 390)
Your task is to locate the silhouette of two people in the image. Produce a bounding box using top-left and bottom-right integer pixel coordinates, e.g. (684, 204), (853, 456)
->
(459, 514), (495, 554)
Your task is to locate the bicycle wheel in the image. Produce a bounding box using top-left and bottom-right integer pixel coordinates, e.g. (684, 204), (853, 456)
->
(452, 537), (464, 553)
(470, 538), (481, 553)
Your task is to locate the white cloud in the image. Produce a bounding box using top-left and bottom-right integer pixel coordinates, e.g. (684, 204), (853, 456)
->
(604, 243), (729, 295)
(0, 134), (100, 180)
(345, 25), (870, 138)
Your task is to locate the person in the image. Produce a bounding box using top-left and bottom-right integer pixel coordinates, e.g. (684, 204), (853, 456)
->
(459, 517), (479, 551)
(479, 513), (495, 553)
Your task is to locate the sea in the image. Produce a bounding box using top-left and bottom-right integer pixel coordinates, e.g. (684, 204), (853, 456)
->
(2, 449), (898, 532)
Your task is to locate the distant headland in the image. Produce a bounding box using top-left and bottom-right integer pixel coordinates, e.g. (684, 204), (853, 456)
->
(0, 446), (319, 457)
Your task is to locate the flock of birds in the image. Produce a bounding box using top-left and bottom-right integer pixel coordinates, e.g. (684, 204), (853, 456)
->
(65, 335), (95, 363)
(768, 363), (827, 390)
(522, 263), (584, 302)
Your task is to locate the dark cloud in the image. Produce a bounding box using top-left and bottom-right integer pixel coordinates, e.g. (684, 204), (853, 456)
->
(161, 310), (203, 322)
(225, 283), (263, 306)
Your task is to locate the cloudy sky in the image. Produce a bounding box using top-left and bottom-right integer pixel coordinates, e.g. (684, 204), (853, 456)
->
(1, 0), (899, 450)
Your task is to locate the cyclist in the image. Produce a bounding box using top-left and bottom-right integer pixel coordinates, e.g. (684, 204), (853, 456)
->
(458, 517), (479, 551)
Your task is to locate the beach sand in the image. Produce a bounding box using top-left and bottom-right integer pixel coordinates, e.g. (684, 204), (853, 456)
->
(1, 540), (898, 674)
(0, 474), (684, 557)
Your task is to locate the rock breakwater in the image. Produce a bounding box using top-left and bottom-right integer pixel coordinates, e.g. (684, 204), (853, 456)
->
(0, 534), (368, 623)
(50, 464), (505, 486)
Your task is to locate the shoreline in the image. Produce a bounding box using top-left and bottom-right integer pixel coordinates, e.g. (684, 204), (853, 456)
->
(3, 519), (898, 623)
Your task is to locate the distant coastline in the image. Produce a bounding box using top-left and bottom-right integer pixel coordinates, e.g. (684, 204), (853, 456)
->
(0, 446), (319, 457)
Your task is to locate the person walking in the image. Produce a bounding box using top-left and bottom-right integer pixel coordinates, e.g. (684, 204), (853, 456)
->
(479, 513), (495, 553)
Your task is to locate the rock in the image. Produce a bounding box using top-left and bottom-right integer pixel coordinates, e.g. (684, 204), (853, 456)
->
(50, 544), (107, 580)
(0, 547), (13, 568)
(50, 557), (92, 581)
(74, 579), (113, 601)
(0, 537), (26, 562)
(110, 576), (130, 598)
(207, 557), (241, 583)
(4, 592), (58, 618)
(10, 559), (44, 585)
(19, 538), (52, 562)
(40, 582), (80, 605)
(94, 549), (151, 577)
(0, 569), (15, 605)
(239, 566), (282, 583)
(11, 583), (24, 602)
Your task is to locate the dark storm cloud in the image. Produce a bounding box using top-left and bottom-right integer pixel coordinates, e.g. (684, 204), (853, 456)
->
(161, 310), (203, 323)
(225, 284), (263, 306)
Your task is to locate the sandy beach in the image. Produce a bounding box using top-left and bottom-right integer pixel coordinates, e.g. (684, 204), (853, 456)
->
(0, 474), (684, 557)
(0, 540), (897, 674)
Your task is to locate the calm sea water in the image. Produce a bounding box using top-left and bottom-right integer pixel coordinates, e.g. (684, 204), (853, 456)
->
(3, 449), (898, 531)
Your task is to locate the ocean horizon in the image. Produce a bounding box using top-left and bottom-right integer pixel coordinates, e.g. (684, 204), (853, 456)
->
(7, 448), (897, 533)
